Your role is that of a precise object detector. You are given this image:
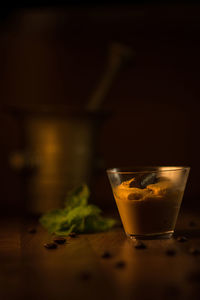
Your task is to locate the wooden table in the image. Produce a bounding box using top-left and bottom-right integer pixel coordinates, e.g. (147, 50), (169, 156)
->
(0, 211), (200, 300)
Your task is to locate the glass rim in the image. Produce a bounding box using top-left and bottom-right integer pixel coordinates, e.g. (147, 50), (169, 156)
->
(106, 166), (190, 175)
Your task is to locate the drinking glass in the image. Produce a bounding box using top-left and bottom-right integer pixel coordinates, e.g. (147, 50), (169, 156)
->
(107, 166), (190, 239)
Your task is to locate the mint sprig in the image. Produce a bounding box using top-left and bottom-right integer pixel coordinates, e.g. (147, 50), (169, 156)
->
(39, 184), (116, 236)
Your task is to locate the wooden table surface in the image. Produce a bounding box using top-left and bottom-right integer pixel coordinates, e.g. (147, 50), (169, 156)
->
(0, 211), (200, 300)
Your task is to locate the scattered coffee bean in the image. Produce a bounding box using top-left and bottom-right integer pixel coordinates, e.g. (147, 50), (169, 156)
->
(115, 261), (126, 269)
(53, 237), (66, 244)
(44, 242), (58, 249)
(28, 228), (37, 234)
(189, 247), (200, 255)
(187, 270), (200, 283)
(69, 232), (77, 238)
(134, 241), (147, 249)
(176, 236), (188, 243)
(166, 249), (176, 256)
(101, 251), (112, 259)
(189, 221), (196, 227)
(79, 271), (91, 280)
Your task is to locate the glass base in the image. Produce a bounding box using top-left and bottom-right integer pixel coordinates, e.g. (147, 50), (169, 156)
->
(127, 231), (174, 240)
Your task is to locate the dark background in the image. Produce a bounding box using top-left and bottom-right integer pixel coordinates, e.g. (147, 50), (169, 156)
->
(0, 2), (200, 214)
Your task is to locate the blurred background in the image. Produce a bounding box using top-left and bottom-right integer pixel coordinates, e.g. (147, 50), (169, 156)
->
(0, 1), (199, 215)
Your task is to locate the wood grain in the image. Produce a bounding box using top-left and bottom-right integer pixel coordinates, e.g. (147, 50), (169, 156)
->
(0, 212), (200, 300)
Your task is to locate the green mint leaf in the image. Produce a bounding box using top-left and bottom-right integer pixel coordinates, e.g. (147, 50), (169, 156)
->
(66, 204), (101, 225)
(84, 215), (117, 233)
(64, 184), (89, 210)
(61, 205), (101, 233)
(39, 209), (69, 233)
(54, 224), (76, 236)
(39, 184), (116, 236)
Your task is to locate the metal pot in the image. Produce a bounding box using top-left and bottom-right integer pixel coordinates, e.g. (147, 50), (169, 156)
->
(9, 105), (108, 214)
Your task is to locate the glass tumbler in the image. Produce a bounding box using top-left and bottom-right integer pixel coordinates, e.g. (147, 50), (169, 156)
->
(107, 166), (190, 239)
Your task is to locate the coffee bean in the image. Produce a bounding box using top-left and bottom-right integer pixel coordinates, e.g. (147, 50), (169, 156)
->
(134, 241), (147, 249)
(115, 261), (126, 269)
(176, 236), (188, 242)
(189, 248), (200, 255)
(166, 249), (176, 256)
(44, 242), (58, 249)
(69, 232), (77, 238)
(53, 237), (66, 244)
(101, 251), (112, 259)
(28, 228), (37, 234)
